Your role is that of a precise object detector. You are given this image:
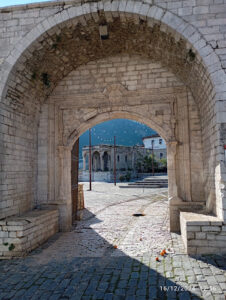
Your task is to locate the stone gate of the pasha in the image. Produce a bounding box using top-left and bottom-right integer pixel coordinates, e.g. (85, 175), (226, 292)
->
(0, 0), (226, 257)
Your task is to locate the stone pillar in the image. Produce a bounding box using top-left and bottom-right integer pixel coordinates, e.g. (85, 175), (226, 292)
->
(167, 140), (182, 232)
(107, 152), (110, 170)
(83, 152), (86, 171)
(58, 146), (72, 232)
(167, 140), (205, 232)
(100, 152), (104, 171)
(131, 149), (135, 170)
(110, 148), (114, 170)
(167, 141), (178, 200)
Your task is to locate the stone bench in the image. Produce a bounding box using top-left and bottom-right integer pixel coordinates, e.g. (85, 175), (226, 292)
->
(180, 212), (226, 255)
(0, 208), (59, 258)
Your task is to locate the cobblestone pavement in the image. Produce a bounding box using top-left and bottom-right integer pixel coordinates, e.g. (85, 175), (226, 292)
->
(0, 182), (225, 300)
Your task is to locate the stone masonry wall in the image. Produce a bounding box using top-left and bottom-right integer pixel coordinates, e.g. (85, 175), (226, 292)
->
(0, 208), (59, 258)
(0, 0), (226, 67)
(180, 212), (226, 255)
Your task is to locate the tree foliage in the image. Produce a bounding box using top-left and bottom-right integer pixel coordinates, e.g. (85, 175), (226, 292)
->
(136, 153), (167, 173)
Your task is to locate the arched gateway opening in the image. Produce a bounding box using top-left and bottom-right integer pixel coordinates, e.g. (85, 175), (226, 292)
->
(47, 51), (206, 234)
(1, 1), (226, 256)
(73, 118), (169, 222)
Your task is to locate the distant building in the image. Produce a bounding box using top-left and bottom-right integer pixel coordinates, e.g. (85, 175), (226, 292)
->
(80, 141), (167, 182)
(80, 144), (151, 182)
(142, 134), (167, 160)
(82, 144), (149, 172)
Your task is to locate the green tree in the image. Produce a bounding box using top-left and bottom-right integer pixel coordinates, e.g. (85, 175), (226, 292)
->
(159, 158), (167, 168)
(125, 172), (131, 181)
(159, 157), (167, 172)
(136, 153), (158, 173)
(119, 175), (125, 182)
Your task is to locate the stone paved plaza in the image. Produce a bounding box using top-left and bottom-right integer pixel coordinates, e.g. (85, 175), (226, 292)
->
(0, 183), (225, 300)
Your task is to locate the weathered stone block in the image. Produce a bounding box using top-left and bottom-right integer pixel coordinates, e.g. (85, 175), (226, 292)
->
(207, 233), (216, 240)
(189, 239), (209, 247)
(187, 226), (201, 232)
(202, 226), (221, 232)
(0, 232), (8, 238)
(195, 232), (206, 239)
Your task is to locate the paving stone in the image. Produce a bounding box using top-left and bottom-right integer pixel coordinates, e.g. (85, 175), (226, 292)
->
(214, 275), (226, 282)
(206, 276), (218, 285)
(49, 294), (62, 300)
(104, 294), (114, 300)
(178, 291), (191, 300)
(0, 187), (225, 299)
(202, 268), (213, 276)
(196, 275), (206, 282)
(219, 282), (226, 291)
(212, 295), (225, 300)
(193, 268), (202, 275)
(125, 296), (135, 300)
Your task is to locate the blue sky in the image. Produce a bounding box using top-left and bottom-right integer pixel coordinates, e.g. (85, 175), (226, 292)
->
(0, 0), (51, 8)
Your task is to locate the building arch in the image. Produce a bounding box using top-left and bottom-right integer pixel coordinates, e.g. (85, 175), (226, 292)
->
(1, 1), (225, 101)
(0, 1), (225, 245)
(67, 110), (170, 149)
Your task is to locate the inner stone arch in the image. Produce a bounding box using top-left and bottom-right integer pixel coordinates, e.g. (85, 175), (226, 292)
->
(2, 14), (214, 218)
(37, 53), (205, 232)
(2, 13), (217, 218)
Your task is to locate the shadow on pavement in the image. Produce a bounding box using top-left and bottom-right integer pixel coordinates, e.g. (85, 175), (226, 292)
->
(0, 209), (225, 299)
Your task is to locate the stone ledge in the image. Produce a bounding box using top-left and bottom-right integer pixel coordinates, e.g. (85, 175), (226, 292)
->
(169, 197), (206, 232)
(0, 208), (59, 259)
(180, 212), (226, 255)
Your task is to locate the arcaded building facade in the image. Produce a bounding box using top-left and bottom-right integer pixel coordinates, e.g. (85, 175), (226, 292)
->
(82, 144), (157, 172)
(0, 0), (226, 256)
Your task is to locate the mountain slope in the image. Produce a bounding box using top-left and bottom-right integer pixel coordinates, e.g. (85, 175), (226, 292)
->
(79, 119), (156, 158)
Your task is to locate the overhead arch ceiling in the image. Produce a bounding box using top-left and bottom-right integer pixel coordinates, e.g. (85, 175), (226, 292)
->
(5, 16), (210, 115)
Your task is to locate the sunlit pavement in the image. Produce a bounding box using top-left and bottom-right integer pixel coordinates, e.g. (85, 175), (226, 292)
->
(0, 182), (225, 299)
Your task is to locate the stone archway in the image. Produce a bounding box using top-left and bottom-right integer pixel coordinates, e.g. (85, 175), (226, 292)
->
(1, 1), (226, 255)
(55, 79), (200, 232)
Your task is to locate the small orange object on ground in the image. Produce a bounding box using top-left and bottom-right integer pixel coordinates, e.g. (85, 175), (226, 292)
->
(155, 257), (159, 261)
(113, 245), (117, 249)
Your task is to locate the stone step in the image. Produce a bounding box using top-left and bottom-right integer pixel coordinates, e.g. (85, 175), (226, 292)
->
(133, 181), (168, 184)
(128, 183), (168, 185)
(119, 184), (168, 188)
(121, 176), (169, 188)
(142, 179), (168, 181)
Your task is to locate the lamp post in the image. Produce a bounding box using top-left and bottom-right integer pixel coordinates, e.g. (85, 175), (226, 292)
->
(89, 128), (92, 191)
(114, 136), (116, 186)
(151, 139), (154, 177)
